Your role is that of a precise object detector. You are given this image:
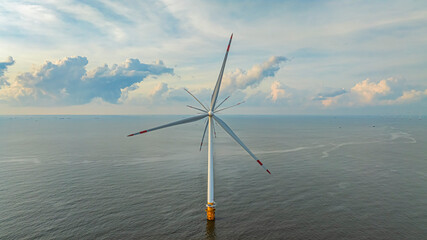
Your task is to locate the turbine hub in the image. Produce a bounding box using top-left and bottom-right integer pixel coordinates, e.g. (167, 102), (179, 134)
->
(208, 111), (213, 116)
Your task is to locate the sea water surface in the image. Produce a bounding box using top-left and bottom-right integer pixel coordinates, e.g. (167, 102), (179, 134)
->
(0, 115), (426, 239)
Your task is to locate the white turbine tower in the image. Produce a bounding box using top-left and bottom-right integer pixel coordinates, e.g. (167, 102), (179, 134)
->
(127, 34), (271, 221)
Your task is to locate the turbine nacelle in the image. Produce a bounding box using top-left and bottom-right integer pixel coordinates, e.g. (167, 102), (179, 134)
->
(208, 111), (213, 116)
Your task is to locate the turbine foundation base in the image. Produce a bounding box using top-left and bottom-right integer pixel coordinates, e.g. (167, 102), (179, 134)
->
(206, 203), (216, 221)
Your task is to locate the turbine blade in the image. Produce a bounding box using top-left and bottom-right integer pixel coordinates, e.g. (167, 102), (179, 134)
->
(187, 105), (207, 113)
(200, 119), (209, 151)
(214, 96), (230, 111)
(210, 33), (233, 110)
(212, 118), (217, 138)
(127, 114), (208, 137)
(213, 115), (271, 174)
(214, 101), (245, 113)
(214, 119), (221, 129)
(184, 88), (208, 111)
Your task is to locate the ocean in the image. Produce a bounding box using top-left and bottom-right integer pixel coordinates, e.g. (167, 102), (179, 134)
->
(0, 115), (426, 239)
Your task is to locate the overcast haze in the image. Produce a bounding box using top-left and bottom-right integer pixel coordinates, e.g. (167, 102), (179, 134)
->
(1, 0), (426, 115)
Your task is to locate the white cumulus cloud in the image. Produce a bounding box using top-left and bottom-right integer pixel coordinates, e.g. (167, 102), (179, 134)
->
(350, 78), (391, 103)
(269, 81), (286, 102)
(385, 89), (427, 104)
(222, 56), (288, 93)
(315, 78), (427, 107)
(150, 82), (169, 98)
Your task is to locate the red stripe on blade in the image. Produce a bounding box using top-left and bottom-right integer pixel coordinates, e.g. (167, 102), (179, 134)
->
(127, 134), (134, 137)
(227, 44), (230, 52)
(267, 169), (271, 174)
(139, 130), (147, 134)
(257, 160), (263, 166)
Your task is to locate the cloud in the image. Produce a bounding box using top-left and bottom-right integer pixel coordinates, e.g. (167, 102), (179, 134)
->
(222, 56), (288, 93)
(313, 88), (347, 101)
(269, 81), (286, 102)
(150, 82), (169, 98)
(119, 78), (210, 107)
(316, 78), (427, 107)
(312, 88), (347, 107)
(0, 56), (173, 105)
(118, 73), (180, 105)
(0, 57), (15, 77)
(350, 78), (391, 103)
(385, 89), (427, 104)
(119, 55), (289, 108)
(3, 53), (425, 115)
(348, 78), (427, 106)
(81, 58), (173, 103)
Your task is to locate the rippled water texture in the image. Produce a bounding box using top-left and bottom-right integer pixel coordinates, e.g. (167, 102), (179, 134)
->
(1, 115), (426, 239)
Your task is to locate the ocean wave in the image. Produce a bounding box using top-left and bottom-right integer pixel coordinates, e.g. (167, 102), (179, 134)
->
(255, 144), (326, 155)
(0, 157), (40, 164)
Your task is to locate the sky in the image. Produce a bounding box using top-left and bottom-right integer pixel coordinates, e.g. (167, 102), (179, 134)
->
(1, 0), (426, 115)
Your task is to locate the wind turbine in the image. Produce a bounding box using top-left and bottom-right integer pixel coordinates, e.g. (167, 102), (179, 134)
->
(127, 34), (271, 221)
